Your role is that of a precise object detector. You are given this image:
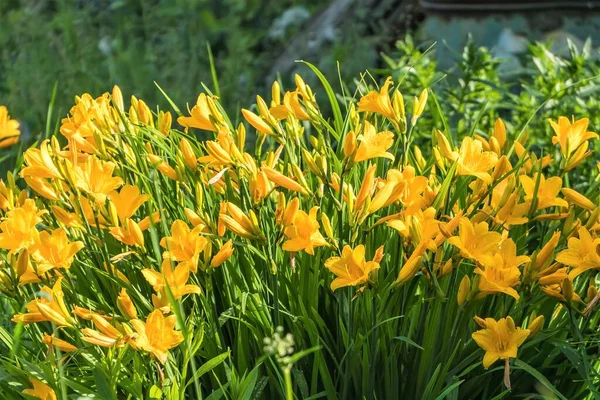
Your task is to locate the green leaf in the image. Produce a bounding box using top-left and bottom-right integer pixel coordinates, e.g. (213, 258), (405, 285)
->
(434, 379), (464, 400)
(513, 359), (568, 400)
(299, 60), (344, 141)
(393, 336), (424, 350)
(185, 351), (230, 389)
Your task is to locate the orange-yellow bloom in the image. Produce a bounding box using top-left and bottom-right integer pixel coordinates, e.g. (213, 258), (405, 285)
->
(130, 310), (184, 364)
(352, 121), (395, 163)
(549, 116), (598, 157)
(556, 227), (600, 278)
(357, 77), (396, 121)
(0, 199), (44, 254)
(453, 137), (498, 184)
(177, 93), (219, 132)
(20, 141), (61, 179)
(23, 377), (56, 400)
(108, 185), (150, 222)
(282, 207), (328, 255)
(29, 228), (84, 271)
(0, 105), (20, 148)
(72, 156), (124, 204)
(474, 239), (528, 300)
(12, 278), (73, 327)
(324, 245), (380, 291)
(520, 174), (568, 211)
(447, 218), (502, 267)
(142, 259), (202, 303)
(472, 316), (530, 369)
(160, 220), (208, 272)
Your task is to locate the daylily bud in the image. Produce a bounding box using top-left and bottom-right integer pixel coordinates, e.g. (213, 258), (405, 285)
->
(158, 111), (172, 136)
(16, 250), (29, 277)
(434, 130), (454, 159)
(473, 316), (487, 328)
(534, 231), (561, 272)
(585, 207), (600, 230)
(117, 289), (138, 319)
(474, 134), (490, 151)
(108, 201), (120, 227)
(439, 259), (453, 277)
(344, 132), (357, 158)
(242, 109), (273, 136)
(322, 213), (335, 242)
(457, 275), (470, 306)
(493, 118), (506, 149)
(184, 208), (204, 228)
(413, 146), (426, 170)
(180, 138), (197, 169)
(492, 156), (512, 181)
(587, 284), (598, 303)
(562, 208), (577, 236)
(271, 81), (281, 106)
(211, 240), (234, 268)
(562, 277), (574, 303)
(489, 136), (501, 155)
(109, 86), (124, 114)
(561, 188), (596, 211)
(411, 89), (428, 125)
(528, 315), (544, 337)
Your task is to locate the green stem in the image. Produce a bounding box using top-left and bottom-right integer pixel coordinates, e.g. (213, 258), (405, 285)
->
(284, 366), (293, 400)
(342, 287), (354, 399)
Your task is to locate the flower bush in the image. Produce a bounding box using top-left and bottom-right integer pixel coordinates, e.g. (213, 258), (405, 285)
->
(0, 62), (599, 399)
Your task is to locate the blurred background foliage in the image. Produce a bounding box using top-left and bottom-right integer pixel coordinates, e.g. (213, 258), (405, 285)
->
(0, 0), (345, 137)
(2, 0), (600, 158)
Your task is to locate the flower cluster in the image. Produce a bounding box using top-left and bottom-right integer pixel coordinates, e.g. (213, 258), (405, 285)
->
(1, 70), (599, 398)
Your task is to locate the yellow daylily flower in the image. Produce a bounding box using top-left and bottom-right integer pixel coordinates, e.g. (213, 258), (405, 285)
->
(549, 116), (598, 158)
(447, 218), (502, 267)
(282, 206), (328, 255)
(142, 259), (202, 303)
(0, 199), (44, 254)
(520, 174), (568, 211)
(72, 156), (124, 204)
(556, 227), (600, 278)
(160, 220), (208, 273)
(12, 278), (73, 327)
(324, 244), (381, 291)
(472, 316), (529, 369)
(130, 310), (184, 364)
(108, 185), (150, 222)
(30, 228), (84, 271)
(20, 140), (62, 179)
(109, 218), (145, 247)
(352, 121), (395, 163)
(474, 239), (528, 300)
(177, 93), (219, 132)
(0, 105), (21, 148)
(453, 137), (499, 184)
(23, 377), (56, 400)
(357, 77), (396, 121)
